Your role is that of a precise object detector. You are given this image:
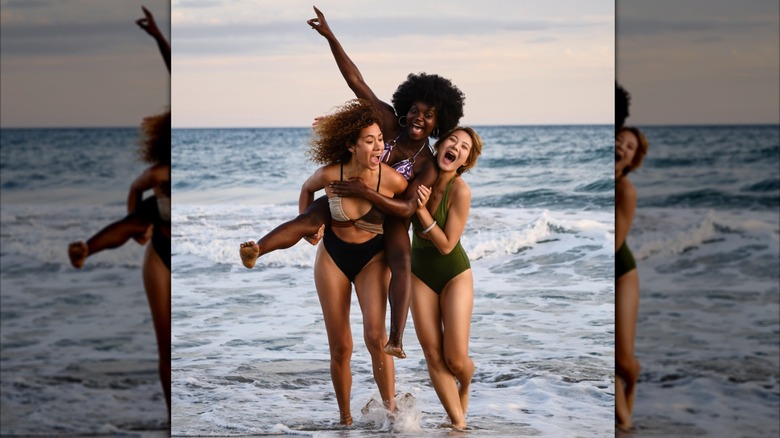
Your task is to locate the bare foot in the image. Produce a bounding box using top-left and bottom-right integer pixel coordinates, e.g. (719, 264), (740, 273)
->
(239, 241), (260, 268)
(339, 413), (353, 426)
(615, 376), (632, 431)
(68, 241), (88, 268)
(626, 358), (640, 415)
(616, 419), (633, 433)
(384, 340), (406, 359)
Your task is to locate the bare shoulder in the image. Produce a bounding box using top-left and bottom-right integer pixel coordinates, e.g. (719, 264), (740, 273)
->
(381, 162), (408, 191)
(150, 163), (170, 178)
(452, 176), (471, 199)
(318, 163), (341, 179)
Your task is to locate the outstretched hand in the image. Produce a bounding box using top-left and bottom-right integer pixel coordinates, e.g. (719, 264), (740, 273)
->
(306, 6), (334, 39)
(329, 178), (367, 198)
(136, 6), (162, 38)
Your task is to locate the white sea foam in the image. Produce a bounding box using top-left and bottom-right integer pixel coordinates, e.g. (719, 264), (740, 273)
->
(171, 202), (615, 436)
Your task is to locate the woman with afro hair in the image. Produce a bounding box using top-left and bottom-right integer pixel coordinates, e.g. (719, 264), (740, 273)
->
(240, 6), (466, 360)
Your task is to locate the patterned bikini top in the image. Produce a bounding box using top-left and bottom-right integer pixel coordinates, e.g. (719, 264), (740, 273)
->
(328, 162), (385, 234)
(380, 134), (430, 181)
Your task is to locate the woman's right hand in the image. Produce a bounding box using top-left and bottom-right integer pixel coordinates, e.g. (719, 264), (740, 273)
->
(136, 6), (162, 38)
(306, 6), (334, 39)
(416, 185), (431, 211)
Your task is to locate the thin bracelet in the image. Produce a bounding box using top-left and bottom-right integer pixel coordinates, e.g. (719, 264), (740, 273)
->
(422, 221), (436, 234)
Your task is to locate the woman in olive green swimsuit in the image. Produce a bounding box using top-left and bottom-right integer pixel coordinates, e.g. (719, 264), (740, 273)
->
(411, 127), (483, 430)
(615, 125), (649, 431)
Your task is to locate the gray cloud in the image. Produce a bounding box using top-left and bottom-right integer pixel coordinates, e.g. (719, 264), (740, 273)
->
(618, 16), (777, 37)
(1, 0), (53, 9)
(0, 21), (151, 56)
(173, 16), (609, 56)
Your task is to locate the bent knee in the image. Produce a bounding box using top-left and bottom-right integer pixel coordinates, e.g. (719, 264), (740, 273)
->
(616, 356), (640, 381)
(294, 212), (322, 230)
(363, 328), (387, 352)
(329, 341), (353, 362)
(421, 347), (445, 366)
(445, 353), (470, 375)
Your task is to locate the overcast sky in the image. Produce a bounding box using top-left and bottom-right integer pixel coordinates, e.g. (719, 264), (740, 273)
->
(1, 0), (170, 128)
(618, 0), (779, 125)
(171, 0), (615, 128)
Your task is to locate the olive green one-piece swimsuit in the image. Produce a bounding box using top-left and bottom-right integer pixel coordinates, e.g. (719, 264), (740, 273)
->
(411, 177), (471, 294)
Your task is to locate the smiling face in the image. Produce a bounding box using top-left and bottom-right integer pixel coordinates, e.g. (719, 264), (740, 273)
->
(348, 123), (384, 170)
(436, 129), (473, 173)
(615, 128), (639, 176)
(405, 101), (437, 141)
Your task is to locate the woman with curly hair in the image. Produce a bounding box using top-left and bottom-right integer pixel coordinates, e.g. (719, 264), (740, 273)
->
(243, 99), (407, 424)
(615, 125), (648, 431)
(67, 7), (171, 416)
(240, 6), (466, 360)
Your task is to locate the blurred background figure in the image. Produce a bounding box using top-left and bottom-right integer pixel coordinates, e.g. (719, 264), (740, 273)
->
(1, 2), (171, 434)
(617, 0), (779, 435)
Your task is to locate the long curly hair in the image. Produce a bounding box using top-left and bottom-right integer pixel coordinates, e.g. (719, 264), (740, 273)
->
(138, 109), (171, 165)
(309, 99), (382, 164)
(391, 73), (465, 138)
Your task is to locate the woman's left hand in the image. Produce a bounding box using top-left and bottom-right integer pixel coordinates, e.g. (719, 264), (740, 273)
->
(416, 185), (431, 210)
(329, 179), (366, 197)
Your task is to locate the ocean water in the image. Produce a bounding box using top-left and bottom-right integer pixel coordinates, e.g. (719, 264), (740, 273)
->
(621, 125), (780, 437)
(171, 125), (616, 436)
(0, 128), (170, 435)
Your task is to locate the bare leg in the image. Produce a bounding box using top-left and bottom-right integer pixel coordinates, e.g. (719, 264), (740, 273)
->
(354, 254), (396, 412)
(240, 196), (330, 268)
(411, 275), (466, 429)
(142, 244), (171, 419)
(69, 214), (151, 268)
(313, 244), (355, 425)
(383, 216), (411, 359)
(616, 269), (641, 430)
(440, 271), (475, 416)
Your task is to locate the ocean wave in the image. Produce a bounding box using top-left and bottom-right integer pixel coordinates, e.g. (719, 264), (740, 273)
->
(474, 190), (613, 209)
(640, 189), (779, 209)
(633, 210), (780, 261)
(574, 178), (614, 193)
(740, 178), (780, 193)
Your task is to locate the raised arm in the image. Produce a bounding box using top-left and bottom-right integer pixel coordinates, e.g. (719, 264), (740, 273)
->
(136, 6), (170, 73)
(127, 164), (169, 214)
(416, 180), (471, 255)
(615, 179), (637, 250)
(307, 6), (397, 130)
(329, 162), (438, 219)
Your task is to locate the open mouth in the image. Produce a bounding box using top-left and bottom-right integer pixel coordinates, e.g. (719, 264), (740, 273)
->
(615, 153), (622, 162)
(443, 150), (457, 164)
(410, 124), (424, 135)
